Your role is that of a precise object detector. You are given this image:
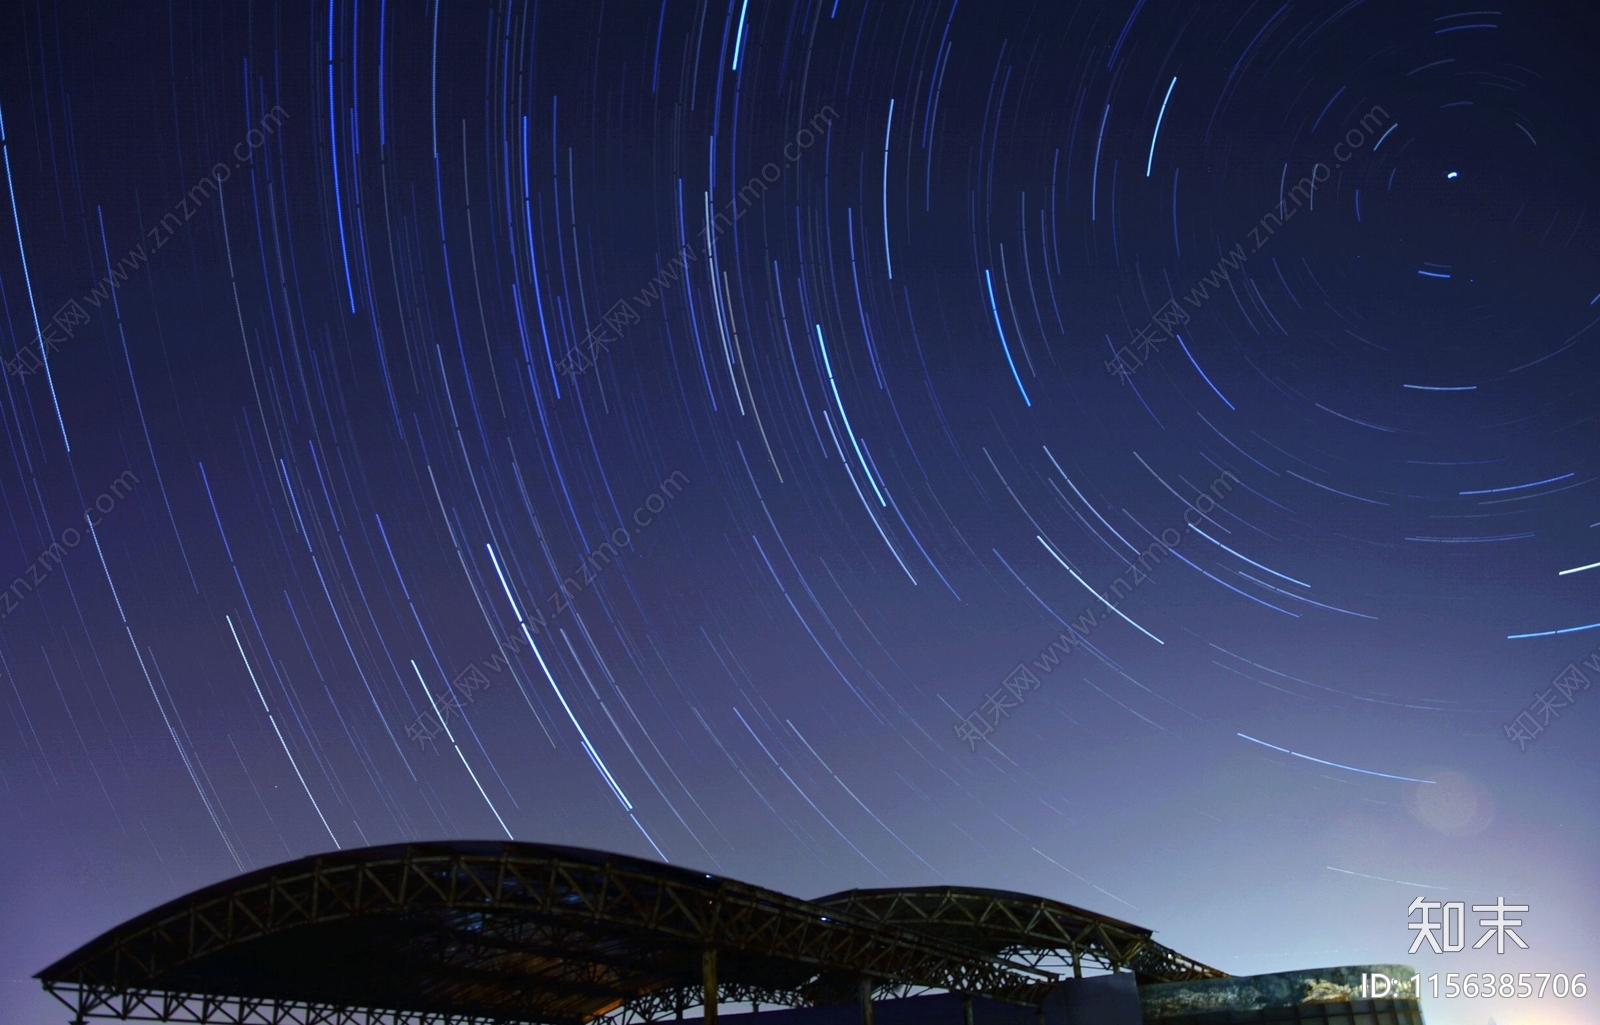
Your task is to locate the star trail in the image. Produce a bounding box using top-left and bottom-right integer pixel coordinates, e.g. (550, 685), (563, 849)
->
(0, 4), (1596, 1024)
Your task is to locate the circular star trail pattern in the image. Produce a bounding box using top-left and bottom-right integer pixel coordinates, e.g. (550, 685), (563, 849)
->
(0, 4), (1596, 1023)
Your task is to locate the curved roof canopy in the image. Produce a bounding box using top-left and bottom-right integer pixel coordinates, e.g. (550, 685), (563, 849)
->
(812, 886), (1222, 982)
(38, 841), (1223, 1025)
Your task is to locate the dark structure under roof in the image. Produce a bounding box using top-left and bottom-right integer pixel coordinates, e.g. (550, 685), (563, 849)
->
(36, 841), (1225, 1025)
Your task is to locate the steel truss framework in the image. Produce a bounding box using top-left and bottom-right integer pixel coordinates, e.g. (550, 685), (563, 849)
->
(811, 887), (1225, 984)
(37, 842), (1223, 1025)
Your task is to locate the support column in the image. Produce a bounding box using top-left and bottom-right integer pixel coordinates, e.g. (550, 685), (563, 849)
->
(1072, 950), (1083, 978)
(703, 948), (718, 1025)
(962, 992), (975, 1025)
(858, 976), (874, 1025)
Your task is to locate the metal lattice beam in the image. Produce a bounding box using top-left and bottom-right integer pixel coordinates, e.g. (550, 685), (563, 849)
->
(41, 983), (519, 1025)
(810, 888), (1226, 984)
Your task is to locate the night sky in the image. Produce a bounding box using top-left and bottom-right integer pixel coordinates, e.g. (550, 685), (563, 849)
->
(1, 3), (1597, 1024)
